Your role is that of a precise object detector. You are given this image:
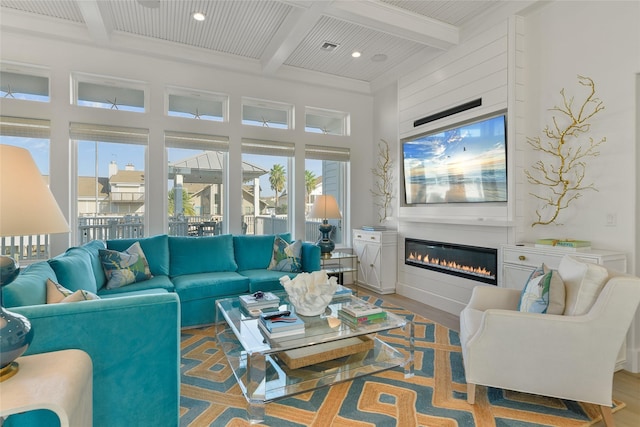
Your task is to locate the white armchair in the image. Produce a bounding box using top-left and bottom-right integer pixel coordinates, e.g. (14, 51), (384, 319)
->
(460, 255), (640, 426)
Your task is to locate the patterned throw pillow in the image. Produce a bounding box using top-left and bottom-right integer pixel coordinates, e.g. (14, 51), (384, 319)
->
(518, 264), (565, 314)
(99, 241), (152, 289)
(46, 278), (99, 304)
(268, 237), (302, 273)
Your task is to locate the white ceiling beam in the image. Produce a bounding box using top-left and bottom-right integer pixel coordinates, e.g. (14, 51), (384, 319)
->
(261, 2), (330, 75)
(75, 0), (113, 44)
(326, 0), (459, 50)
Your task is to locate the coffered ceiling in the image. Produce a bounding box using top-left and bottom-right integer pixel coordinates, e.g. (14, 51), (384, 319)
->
(0, 1), (530, 89)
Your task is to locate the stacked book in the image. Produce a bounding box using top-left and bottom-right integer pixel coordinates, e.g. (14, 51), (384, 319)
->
(332, 284), (353, 299)
(258, 311), (305, 339)
(534, 239), (591, 252)
(361, 225), (387, 231)
(338, 300), (387, 326)
(239, 292), (280, 310)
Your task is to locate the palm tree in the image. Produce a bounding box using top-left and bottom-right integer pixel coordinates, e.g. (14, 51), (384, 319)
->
(168, 188), (196, 216)
(305, 170), (316, 204)
(269, 164), (286, 209)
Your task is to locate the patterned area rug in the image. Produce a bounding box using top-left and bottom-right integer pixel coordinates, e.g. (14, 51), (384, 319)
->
(180, 297), (624, 426)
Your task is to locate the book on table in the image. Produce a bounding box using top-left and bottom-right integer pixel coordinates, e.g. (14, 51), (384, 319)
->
(340, 300), (383, 317)
(258, 312), (305, 338)
(239, 292), (280, 309)
(333, 285), (353, 299)
(338, 309), (387, 326)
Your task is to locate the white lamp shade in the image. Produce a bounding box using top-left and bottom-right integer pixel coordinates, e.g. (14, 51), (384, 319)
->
(0, 145), (69, 236)
(309, 194), (342, 220)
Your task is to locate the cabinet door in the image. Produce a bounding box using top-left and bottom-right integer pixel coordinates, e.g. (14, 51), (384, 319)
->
(502, 263), (533, 290)
(355, 240), (381, 290)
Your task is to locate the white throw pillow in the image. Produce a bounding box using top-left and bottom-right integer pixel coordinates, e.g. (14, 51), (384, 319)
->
(558, 256), (609, 315)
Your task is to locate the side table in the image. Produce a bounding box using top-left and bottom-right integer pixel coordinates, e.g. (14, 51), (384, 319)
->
(0, 349), (92, 426)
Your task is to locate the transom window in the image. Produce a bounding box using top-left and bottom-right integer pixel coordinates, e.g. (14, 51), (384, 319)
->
(166, 87), (227, 122)
(242, 98), (293, 129)
(72, 73), (146, 112)
(305, 107), (349, 135)
(0, 63), (50, 102)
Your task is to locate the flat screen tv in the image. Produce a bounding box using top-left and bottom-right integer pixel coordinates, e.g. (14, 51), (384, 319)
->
(402, 113), (507, 204)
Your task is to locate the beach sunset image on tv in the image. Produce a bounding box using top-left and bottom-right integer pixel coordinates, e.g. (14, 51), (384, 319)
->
(402, 114), (507, 204)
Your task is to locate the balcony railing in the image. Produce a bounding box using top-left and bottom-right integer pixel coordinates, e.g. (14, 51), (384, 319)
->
(3, 215), (332, 262)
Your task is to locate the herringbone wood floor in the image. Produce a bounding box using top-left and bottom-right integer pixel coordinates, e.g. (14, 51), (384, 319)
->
(359, 289), (640, 427)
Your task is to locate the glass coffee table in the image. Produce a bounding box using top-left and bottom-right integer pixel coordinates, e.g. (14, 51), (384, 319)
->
(215, 293), (414, 423)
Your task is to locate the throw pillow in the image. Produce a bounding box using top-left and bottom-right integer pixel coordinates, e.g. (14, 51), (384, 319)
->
(99, 241), (152, 289)
(46, 278), (100, 303)
(518, 264), (566, 314)
(46, 278), (73, 303)
(268, 237), (302, 273)
(559, 256), (609, 315)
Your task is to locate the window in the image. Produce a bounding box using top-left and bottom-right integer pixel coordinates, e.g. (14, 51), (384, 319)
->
(305, 145), (350, 244)
(0, 116), (52, 260)
(241, 138), (294, 235)
(71, 123), (148, 243)
(305, 107), (349, 135)
(242, 98), (293, 129)
(166, 87), (227, 122)
(165, 131), (229, 236)
(72, 73), (146, 112)
(0, 63), (50, 102)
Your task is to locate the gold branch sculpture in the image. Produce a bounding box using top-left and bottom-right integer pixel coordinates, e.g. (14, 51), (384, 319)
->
(525, 75), (606, 227)
(371, 139), (394, 223)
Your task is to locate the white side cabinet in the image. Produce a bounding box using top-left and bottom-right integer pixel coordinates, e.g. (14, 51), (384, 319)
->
(500, 244), (627, 289)
(352, 229), (397, 294)
(500, 243), (628, 371)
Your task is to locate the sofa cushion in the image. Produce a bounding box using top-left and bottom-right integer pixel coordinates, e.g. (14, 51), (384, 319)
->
(99, 242), (153, 289)
(2, 261), (55, 307)
(49, 248), (97, 293)
(169, 234), (237, 276)
(107, 235), (170, 277)
(518, 264), (565, 314)
(77, 240), (107, 290)
(97, 275), (174, 297)
(172, 271), (249, 302)
(239, 268), (296, 293)
(233, 233), (293, 271)
(558, 256), (609, 315)
(268, 237), (302, 273)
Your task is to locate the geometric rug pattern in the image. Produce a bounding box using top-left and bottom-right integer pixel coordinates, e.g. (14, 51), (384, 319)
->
(180, 297), (624, 426)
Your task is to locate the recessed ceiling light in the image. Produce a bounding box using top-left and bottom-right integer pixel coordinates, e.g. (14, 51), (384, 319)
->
(351, 51), (361, 58)
(192, 12), (206, 21)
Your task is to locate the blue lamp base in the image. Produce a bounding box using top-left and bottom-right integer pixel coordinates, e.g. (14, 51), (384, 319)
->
(0, 255), (34, 382)
(316, 220), (335, 256)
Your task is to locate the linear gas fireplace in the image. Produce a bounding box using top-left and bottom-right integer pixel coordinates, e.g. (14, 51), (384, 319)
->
(405, 238), (497, 285)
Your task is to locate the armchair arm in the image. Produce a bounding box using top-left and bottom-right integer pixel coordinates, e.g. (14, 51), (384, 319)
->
(10, 293), (181, 427)
(466, 285), (521, 311)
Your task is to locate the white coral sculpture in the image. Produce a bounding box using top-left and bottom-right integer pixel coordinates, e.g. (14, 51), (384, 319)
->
(280, 270), (338, 316)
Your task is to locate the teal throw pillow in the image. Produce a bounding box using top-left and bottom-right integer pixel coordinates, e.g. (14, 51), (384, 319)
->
(268, 237), (302, 273)
(99, 241), (152, 289)
(518, 264), (565, 314)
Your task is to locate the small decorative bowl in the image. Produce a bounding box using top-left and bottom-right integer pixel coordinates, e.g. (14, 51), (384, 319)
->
(280, 270), (338, 316)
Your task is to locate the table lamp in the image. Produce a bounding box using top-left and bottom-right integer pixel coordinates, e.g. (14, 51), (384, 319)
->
(0, 145), (70, 381)
(309, 194), (342, 257)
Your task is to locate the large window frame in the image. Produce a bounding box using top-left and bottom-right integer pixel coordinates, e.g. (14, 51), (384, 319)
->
(70, 122), (149, 244)
(165, 131), (230, 236)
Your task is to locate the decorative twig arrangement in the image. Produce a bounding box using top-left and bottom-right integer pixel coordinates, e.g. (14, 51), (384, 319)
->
(525, 75), (606, 227)
(371, 139), (394, 223)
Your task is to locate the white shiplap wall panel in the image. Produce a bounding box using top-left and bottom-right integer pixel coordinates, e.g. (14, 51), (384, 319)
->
(398, 21), (509, 136)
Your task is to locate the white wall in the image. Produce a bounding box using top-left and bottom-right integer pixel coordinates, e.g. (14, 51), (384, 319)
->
(383, 0), (639, 371)
(0, 30), (373, 254)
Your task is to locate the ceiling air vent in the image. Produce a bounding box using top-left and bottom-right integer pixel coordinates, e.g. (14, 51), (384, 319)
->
(320, 41), (340, 52)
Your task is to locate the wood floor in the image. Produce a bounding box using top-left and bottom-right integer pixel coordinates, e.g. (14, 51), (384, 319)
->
(360, 289), (640, 427)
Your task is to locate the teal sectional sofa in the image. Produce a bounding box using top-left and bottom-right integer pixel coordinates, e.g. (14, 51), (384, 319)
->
(2, 233), (320, 427)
